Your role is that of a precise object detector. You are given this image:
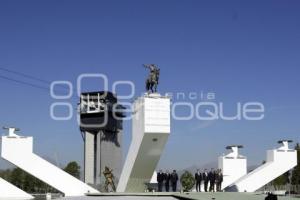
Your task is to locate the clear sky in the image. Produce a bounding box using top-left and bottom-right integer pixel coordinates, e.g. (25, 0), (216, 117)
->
(0, 0), (300, 170)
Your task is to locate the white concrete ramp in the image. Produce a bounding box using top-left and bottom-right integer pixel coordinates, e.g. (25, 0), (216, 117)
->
(0, 177), (34, 199)
(226, 141), (297, 192)
(1, 129), (99, 197)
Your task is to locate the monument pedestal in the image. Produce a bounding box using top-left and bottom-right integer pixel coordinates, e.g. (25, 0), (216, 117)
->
(117, 93), (171, 192)
(218, 145), (247, 190)
(228, 141), (297, 192)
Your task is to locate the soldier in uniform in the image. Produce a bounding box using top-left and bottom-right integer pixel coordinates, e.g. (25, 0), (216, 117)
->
(103, 166), (116, 192)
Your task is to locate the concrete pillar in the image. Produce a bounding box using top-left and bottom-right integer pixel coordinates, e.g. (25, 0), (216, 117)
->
(84, 131), (96, 184)
(117, 93), (171, 192)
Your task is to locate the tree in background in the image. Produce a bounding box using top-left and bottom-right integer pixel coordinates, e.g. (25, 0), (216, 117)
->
(0, 167), (61, 193)
(180, 171), (195, 192)
(0, 169), (12, 181)
(64, 161), (80, 179)
(292, 143), (300, 185)
(272, 172), (289, 190)
(0, 162), (80, 193)
(10, 168), (26, 189)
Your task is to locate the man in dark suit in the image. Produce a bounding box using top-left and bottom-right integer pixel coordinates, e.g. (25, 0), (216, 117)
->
(157, 170), (164, 192)
(216, 169), (223, 192)
(203, 169), (209, 192)
(209, 168), (216, 192)
(170, 170), (178, 192)
(195, 169), (202, 192)
(164, 170), (171, 192)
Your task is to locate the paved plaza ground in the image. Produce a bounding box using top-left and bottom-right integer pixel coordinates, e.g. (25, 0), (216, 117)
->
(176, 192), (299, 200)
(57, 192), (299, 200)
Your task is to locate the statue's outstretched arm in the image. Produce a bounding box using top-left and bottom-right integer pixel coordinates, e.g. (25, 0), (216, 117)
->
(143, 64), (150, 69)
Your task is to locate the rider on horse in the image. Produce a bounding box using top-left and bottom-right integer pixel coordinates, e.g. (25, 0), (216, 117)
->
(144, 64), (160, 93)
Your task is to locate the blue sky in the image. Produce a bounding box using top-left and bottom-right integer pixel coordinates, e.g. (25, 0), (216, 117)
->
(0, 0), (300, 170)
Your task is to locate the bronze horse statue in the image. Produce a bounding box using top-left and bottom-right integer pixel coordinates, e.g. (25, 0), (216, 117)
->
(144, 64), (160, 93)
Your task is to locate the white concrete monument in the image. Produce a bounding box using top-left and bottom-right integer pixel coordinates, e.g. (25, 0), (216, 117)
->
(0, 177), (34, 200)
(117, 93), (171, 192)
(227, 140), (297, 192)
(1, 128), (99, 197)
(218, 145), (247, 190)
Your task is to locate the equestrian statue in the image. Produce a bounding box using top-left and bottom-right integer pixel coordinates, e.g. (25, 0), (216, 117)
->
(143, 64), (160, 93)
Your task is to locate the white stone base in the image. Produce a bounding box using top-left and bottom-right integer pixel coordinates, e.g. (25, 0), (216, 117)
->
(117, 94), (170, 192)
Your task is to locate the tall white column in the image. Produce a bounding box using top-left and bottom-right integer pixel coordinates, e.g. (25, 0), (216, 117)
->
(117, 93), (171, 192)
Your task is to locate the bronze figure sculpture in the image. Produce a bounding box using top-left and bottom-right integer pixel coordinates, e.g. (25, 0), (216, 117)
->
(103, 166), (116, 192)
(143, 64), (160, 93)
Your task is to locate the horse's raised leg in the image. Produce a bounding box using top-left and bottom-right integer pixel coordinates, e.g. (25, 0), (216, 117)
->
(146, 79), (150, 92)
(150, 83), (154, 93)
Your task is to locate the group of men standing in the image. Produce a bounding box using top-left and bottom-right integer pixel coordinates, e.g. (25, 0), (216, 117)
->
(195, 168), (223, 192)
(156, 168), (223, 192)
(157, 170), (179, 192)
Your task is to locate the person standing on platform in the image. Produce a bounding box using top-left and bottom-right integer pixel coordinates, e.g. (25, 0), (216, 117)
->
(170, 170), (179, 192)
(203, 169), (209, 192)
(216, 169), (223, 192)
(157, 170), (164, 192)
(195, 169), (202, 192)
(215, 169), (219, 192)
(164, 170), (171, 192)
(209, 168), (216, 192)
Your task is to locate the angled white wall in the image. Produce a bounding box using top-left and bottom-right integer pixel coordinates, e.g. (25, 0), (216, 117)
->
(0, 177), (34, 200)
(117, 93), (170, 192)
(1, 130), (99, 197)
(218, 146), (247, 190)
(227, 141), (297, 192)
(150, 171), (158, 184)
